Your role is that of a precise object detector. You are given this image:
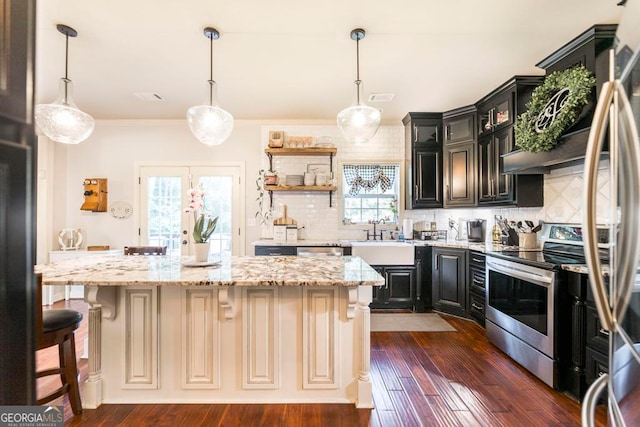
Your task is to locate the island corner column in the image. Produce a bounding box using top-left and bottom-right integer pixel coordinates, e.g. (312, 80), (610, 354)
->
(355, 285), (374, 408)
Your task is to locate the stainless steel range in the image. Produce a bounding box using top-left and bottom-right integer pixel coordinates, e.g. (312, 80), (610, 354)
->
(485, 223), (608, 388)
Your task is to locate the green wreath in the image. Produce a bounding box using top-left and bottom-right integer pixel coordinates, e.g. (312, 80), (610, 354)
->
(515, 65), (595, 152)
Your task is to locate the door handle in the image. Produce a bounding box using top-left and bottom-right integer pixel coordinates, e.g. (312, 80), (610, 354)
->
(414, 124), (418, 143)
(182, 240), (188, 245)
(581, 373), (608, 427)
(582, 79), (616, 332)
(612, 82), (640, 325)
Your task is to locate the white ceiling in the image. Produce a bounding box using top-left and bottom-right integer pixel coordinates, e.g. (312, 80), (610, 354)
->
(35, 0), (624, 123)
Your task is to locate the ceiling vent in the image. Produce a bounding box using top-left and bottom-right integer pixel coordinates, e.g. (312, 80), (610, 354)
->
(134, 92), (163, 101)
(368, 93), (395, 102)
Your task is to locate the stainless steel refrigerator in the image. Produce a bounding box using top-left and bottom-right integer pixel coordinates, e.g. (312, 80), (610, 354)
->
(582, 1), (640, 425)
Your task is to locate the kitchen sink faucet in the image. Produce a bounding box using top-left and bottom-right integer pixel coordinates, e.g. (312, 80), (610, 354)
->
(366, 219), (385, 240)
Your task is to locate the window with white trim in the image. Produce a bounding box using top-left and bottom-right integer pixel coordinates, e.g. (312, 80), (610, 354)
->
(342, 164), (400, 225)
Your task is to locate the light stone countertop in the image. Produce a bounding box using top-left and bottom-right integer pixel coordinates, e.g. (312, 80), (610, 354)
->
(251, 239), (348, 247)
(36, 254), (384, 287)
(253, 239), (509, 253)
(562, 264), (609, 275)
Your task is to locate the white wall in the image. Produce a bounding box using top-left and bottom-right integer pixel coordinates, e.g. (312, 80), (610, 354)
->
(37, 119), (611, 258)
(39, 120), (262, 256)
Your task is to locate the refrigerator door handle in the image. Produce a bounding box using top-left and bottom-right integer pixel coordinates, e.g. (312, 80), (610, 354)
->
(613, 82), (640, 324)
(583, 80), (616, 332)
(581, 373), (608, 427)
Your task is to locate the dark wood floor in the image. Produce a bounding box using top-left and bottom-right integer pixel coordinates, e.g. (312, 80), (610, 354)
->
(39, 300), (607, 426)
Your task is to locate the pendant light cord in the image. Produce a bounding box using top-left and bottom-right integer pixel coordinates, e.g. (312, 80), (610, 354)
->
(209, 33), (214, 105)
(63, 31), (70, 103)
(355, 36), (360, 104)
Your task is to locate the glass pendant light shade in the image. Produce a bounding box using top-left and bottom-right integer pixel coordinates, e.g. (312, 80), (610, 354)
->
(35, 78), (95, 144)
(337, 28), (381, 144)
(35, 24), (94, 145)
(187, 81), (234, 146)
(337, 80), (381, 144)
(188, 27), (234, 146)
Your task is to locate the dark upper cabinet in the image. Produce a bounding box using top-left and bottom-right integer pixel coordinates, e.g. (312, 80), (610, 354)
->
(432, 247), (467, 318)
(403, 113), (443, 209)
(477, 91), (513, 138)
(479, 127), (513, 204)
(443, 106), (477, 208)
(475, 77), (544, 207)
(444, 111), (475, 145)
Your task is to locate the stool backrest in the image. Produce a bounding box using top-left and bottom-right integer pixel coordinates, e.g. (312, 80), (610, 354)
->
(123, 246), (167, 256)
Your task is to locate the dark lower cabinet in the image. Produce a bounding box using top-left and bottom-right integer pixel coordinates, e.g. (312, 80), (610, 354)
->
(432, 247), (468, 317)
(467, 251), (486, 326)
(414, 246), (432, 312)
(561, 271), (609, 400)
(254, 246), (296, 256)
(371, 265), (416, 310)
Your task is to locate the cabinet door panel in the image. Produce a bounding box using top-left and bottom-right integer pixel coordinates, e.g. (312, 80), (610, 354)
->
(385, 267), (415, 306)
(413, 121), (440, 144)
(494, 127), (513, 201)
(414, 148), (442, 208)
(478, 136), (493, 203)
(444, 115), (475, 144)
(444, 142), (476, 207)
(432, 248), (467, 317)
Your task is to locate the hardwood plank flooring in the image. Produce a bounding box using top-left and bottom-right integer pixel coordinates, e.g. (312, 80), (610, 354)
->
(38, 300), (607, 426)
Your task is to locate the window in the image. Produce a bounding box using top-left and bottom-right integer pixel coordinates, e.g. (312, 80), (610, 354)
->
(342, 164), (400, 225)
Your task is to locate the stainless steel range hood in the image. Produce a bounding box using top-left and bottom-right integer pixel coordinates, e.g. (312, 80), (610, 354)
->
(503, 25), (617, 174)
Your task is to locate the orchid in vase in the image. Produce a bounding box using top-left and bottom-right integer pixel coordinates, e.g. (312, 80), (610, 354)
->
(184, 186), (219, 243)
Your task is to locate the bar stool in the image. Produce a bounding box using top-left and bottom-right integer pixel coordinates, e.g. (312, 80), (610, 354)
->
(35, 273), (83, 414)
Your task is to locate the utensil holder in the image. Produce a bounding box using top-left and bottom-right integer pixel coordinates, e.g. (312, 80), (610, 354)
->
(518, 232), (537, 249)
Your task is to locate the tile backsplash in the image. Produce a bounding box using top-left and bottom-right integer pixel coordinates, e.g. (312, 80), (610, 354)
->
(258, 125), (611, 242)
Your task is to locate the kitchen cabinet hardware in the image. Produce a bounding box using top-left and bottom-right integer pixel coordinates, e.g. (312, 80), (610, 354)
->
(471, 302), (484, 311)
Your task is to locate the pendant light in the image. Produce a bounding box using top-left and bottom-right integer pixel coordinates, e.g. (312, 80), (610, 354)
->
(337, 28), (381, 144)
(35, 24), (95, 145)
(187, 27), (234, 146)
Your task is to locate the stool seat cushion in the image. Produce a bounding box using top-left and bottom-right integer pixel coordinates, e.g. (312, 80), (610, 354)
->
(42, 309), (83, 333)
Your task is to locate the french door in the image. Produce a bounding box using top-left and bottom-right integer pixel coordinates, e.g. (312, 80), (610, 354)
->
(138, 165), (243, 257)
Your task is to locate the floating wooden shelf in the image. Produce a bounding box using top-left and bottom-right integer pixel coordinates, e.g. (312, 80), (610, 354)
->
(265, 147), (337, 156)
(264, 185), (337, 191)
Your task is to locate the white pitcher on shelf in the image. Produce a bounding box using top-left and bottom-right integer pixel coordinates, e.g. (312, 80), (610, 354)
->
(58, 228), (83, 250)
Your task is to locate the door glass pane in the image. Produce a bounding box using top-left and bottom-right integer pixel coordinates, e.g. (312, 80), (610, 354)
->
(197, 176), (233, 258)
(147, 176), (182, 254)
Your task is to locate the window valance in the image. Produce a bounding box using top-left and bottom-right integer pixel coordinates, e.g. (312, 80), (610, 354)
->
(343, 165), (398, 196)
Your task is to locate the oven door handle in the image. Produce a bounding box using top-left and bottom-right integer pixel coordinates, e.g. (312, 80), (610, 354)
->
(486, 259), (553, 285)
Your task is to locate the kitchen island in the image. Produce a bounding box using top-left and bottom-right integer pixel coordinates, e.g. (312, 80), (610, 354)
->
(36, 255), (384, 409)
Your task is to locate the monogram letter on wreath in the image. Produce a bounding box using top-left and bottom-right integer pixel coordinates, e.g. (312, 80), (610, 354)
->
(514, 65), (595, 153)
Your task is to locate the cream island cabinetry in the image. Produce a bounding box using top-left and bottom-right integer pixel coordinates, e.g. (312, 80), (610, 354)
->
(36, 255), (383, 408)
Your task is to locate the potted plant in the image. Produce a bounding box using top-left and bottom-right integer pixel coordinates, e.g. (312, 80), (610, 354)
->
(255, 169), (273, 226)
(263, 170), (278, 185)
(184, 186), (218, 262)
